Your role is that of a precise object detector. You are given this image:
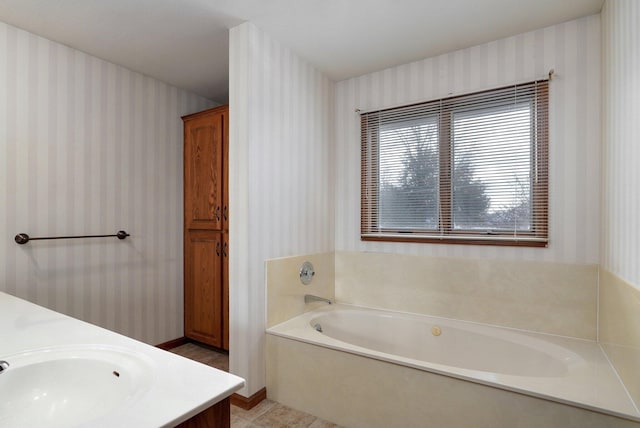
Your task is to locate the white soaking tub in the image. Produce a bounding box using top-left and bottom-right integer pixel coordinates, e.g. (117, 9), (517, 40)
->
(266, 304), (640, 426)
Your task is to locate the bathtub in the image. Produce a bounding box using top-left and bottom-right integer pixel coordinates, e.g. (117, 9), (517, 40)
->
(266, 304), (640, 428)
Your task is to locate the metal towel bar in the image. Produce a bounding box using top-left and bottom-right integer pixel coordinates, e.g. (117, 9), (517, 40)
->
(14, 230), (129, 245)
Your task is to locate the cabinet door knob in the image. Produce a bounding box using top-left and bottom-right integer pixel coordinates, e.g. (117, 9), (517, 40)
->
(223, 206), (228, 221)
(223, 241), (228, 257)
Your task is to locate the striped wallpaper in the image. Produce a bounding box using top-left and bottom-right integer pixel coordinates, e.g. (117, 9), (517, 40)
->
(229, 22), (334, 396)
(1, 10), (614, 401)
(0, 21), (215, 345)
(602, 0), (640, 289)
(334, 14), (601, 264)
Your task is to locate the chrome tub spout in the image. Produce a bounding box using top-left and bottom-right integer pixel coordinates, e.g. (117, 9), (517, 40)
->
(304, 294), (332, 305)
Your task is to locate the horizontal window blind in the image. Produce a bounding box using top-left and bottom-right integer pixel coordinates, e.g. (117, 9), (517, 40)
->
(361, 80), (549, 247)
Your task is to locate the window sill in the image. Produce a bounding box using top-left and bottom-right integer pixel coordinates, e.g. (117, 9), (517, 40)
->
(361, 234), (548, 247)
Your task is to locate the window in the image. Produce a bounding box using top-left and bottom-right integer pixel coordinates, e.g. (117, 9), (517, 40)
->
(361, 80), (548, 247)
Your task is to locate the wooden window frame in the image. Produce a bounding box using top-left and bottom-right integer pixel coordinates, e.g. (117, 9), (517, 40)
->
(361, 81), (549, 247)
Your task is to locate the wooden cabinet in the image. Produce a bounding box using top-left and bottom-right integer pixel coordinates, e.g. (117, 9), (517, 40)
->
(183, 106), (229, 349)
(175, 397), (231, 428)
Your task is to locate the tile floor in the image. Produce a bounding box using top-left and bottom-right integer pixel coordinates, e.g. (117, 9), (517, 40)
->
(169, 342), (340, 428)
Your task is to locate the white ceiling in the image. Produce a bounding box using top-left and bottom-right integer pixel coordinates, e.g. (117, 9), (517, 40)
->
(0, 0), (603, 102)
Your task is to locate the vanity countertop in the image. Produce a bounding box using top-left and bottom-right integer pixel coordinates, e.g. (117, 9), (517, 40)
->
(0, 291), (244, 427)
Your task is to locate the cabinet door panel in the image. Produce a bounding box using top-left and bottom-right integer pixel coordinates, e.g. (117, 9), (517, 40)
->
(222, 110), (229, 231)
(184, 231), (222, 347)
(184, 113), (223, 231)
(222, 232), (229, 350)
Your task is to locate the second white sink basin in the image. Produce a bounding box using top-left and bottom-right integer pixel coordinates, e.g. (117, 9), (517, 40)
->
(0, 345), (155, 428)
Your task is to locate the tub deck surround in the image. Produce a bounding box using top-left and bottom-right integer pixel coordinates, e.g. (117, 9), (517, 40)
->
(0, 292), (244, 427)
(600, 269), (640, 407)
(334, 251), (599, 340)
(266, 304), (640, 422)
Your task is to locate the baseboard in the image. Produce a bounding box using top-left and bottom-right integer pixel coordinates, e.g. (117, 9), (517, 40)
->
(231, 387), (267, 410)
(156, 337), (189, 350)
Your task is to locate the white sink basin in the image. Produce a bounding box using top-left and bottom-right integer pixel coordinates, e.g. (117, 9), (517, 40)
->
(0, 345), (155, 428)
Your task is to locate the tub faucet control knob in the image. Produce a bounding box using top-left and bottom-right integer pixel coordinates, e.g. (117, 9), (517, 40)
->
(299, 261), (315, 285)
(0, 360), (9, 374)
